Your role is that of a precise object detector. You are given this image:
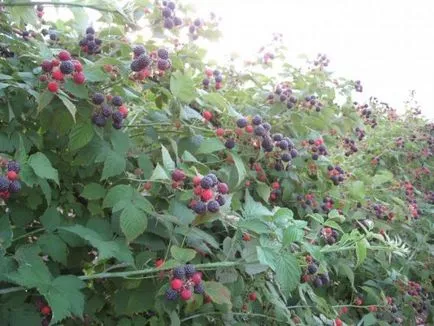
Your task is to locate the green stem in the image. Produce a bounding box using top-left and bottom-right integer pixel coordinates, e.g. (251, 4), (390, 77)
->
(12, 228), (45, 242)
(180, 311), (290, 324)
(0, 1), (117, 13)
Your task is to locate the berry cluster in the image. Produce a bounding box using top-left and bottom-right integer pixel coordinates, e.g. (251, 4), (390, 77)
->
(269, 181), (281, 202)
(130, 46), (171, 79)
(302, 138), (328, 160)
(342, 137), (359, 156)
(35, 4), (44, 18)
(188, 18), (203, 39)
(91, 93), (127, 129)
(355, 127), (366, 141)
(356, 103), (377, 128)
(0, 160), (21, 200)
(355, 80), (363, 92)
(302, 256), (331, 288)
(203, 68), (223, 90)
(165, 264), (204, 301)
(78, 26), (102, 55)
(321, 227), (339, 244)
(313, 53), (330, 67)
(35, 298), (52, 326)
(320, 196), (335, 213)
(190, 174), (228, 215)
(371, 203), (394, 221)
(171, 169), (186, 189)
(297, 193), (318, 211)
(40, 50), (85, 93)
(403, 182), (421, 219)
(327, 165), (345, 185)
(161, 1), (183, 29)
(266, 83), (297, 109)
(303, 95), (323, 112)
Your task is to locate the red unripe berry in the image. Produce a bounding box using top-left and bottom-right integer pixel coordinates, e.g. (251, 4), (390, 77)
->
(7, 171), (18, 181)
(217, 182), (229, 194)
(180, 289), (192, 301)
(0, 191), (10, 200)
(201, 189), (213, 201)
(216, 128), (224, 137)
(245, 180), (251, 187)
(339, 306), (348, 314)
(73, 72), (86, 85)
(194, 186), (202, 195)
(258, 174), (267, 182)
(270, 193), (277, 201)
(245, 125), (254, 133)
(323, 227), (332, 235)
(119, 105), (128, 118)
(51, 59), (60, 67)
(136, 69), (150, 80)
(58, 50), (71, 61)
(47, 82), (58, 93)
(205, 68), (213, 77)
(191, 272), (202, 285)
(41, 306), (51, 316)
(271, 181), (280, 189)
(204, 294), (211, 304)
(242, 233), (251, 241)
(215, 82), (222, 90)
(51, 70), (64, 81)
(144, 181), (152, 191)
(193, 175), (202, 186)
(368, 305), (377, 312)
(302, 275), (310, 283)
(37, 11), (44, 18)
(248, 292), (257, 301)
(203, 111), (213, 121)
(171, 278), (184, 290)
(39, 75), (48, 82)
(171, 181), (180, 189)
(107, 94), (113, 101)
(334, 318), (343, 326)
(355, 298), (363, 306)
(155, 258), (164, 267)
(104, 64), (113, 72)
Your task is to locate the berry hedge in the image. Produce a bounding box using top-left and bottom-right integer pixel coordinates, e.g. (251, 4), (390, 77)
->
(0, 1), (433, 326)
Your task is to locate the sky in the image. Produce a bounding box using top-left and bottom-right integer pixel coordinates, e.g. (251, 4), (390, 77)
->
(189, 0), (434, 120)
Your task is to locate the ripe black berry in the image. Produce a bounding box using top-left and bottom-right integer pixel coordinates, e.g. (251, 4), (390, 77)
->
(203, 78), (210, 86)
(7, 161), (20, 173)
(157, 48), (169, 60)
(312, 154), (319, 160)
(216, 195), (225, 206)
(252, 115), (262, 125)
(102, 105), (112, 117)
(200, 176), (213, 189)
(86, 26), (95, 34)
(49, 32), (58, 41)
(86, 34), (94, 41)
(130, 60), (142, 72)
(112, 96), (123, 106)
(137, 54), (151, 69)
(92, 93), (105, 105)
(59, 60), (74, 74)
(281, 153), (291, 162)
(165, 288), (179, 301)
(162, 7), (172, 18)
(188, 25), (195, 33)
(262, 137), (273, 152)
(307, 264), (318, 274)
(193, 18), (201, 27)
(273, 133), (283, 141)
(36, 4), (44, 11)
(279, 140), (289, 150)
(184, 264), (196, 277)
(207, 200), (220, 213)
(112, 111), (124, 123)
(194, 283), (205, 294)
(225, 139), (235, 149)
(215, 75), (223, 83)
(327, 165), (333, 171)
(290, 149), (298, 158)
(193, 202), (207, 215)
(236, 118), (247, 128)
(92, 113), (107, 127)
(164, 18), (174, 29)
(173, 266), (186, 279)
(157, 59), (170, 70)
(167, 1), (176, 10)
(207, 173), (218, 186)
(9, 180), (21, 193)
(0, 177), (10, 191)
(313, 276), (323, 288)
(133, 45), (146, 57)
(254, 125), (266, 136)
(319, 273), (330, 286)
(174, 17), (183, 26)
(112, 121), (123, 130)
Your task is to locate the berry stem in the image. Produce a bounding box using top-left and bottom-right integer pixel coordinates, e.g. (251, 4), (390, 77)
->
(12, 228), (45, 242)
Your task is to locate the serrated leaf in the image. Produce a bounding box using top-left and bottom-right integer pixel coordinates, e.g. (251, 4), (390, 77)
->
(120, 205), (148, 242)
(308, 213), (324, 224)
(28, 152), (59, 185)
(38, 178), (52, 205)
(138, 153), (153, 179)
(283, 226), (304, 245)
(170, 246), (196, 262)
(197, 138), (225, 154)
(238, 219), (270, 234)
(150, 163), (170, 181)
(349, 180), (365, 201)
(0, 215), (12, 250)
(232, 152), (246, 187)
(101, 150), (126, 180)
(37, 91), (54, 112)
(204, 281), (231, 306)
(256, 182), (271, 202)
(243, 189), (273, 219)
(356, 239), (368, 267)
(69, 122), (94, 151)
(161, 145), (175, 172)
(256, 247), (278, 270)
(275, 252), (301, 295)
(181, 150), (199, 162)
(58, 94), (77, 121)
(64, 79), (88, 99)
(39, 207), (62, 232)
(169, 199), (195, 225)
(170, 71), (196, 102)
(81, 183), (106, 200)
(103, 185), (134, 208)
(38, 234), (68, 265)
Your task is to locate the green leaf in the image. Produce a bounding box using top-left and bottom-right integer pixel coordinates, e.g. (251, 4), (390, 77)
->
(38, 179), (52, 205)
(45, 276), (85, 324)
(170, 71), (196, 102)
(275, 252), (301, 295)
(181, 150), (199, 163)
(64, 79), (88, 99)
(170, 246), (196, 262)
(197, 138), (225, 154)
(349, 180), (365, 200)
(256, 247), (278, 270)
(243, 189), (273, 219)
(169, 199), (195, 225)
(69, 122), (94, 151)
(60, 225), (134, 264)
(238, 219), (270, 234)
(0, 215), (12, 250)
(103, 185), (134, 208)
(308, 213), (324, 224)
(161, 145), (175, 172)
(356, 239), (368, 267)
(232, 152), (247, 187)
(204, 281), (231, 306)
(38, 234), (68, 265)
(81, 183), (106, 200)
(37, 91), (54, 112)
(111, 130), (130, 154)
(372, 170), (394, 187)
(283, 226), (304, 245)
(101, 150), (126, 180)
(84, 65), (106, 82)
(256, 183), (271, 202)
(138, 154), (154, 179)
(150, 163), (170, 181)
(120, 205), (148, 242)
(28, 152), (59, 185)
(323, 220), (344, 233)
(58, 94), (77, 121)
(337, 260), (356, 291)
(39, 207), (62, 232)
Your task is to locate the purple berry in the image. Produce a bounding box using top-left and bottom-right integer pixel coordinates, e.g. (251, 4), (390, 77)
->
(254, 125), (266, 136)
(188, 25), (195, 33)
(217, 183), (229, 194)
(312, 154), (319, 160)
(9, 180), (21, 193)
(193, 202), (207, 215)
(164, 18), (174, 29)
(59, 60), (74, 74)
(162, 7), (172, 18)
(165, 288), (179, 301)
(173, 266), (186, 279)
(41, 60), (53, 72)
(0, 177), (10, 191)
(281, 153), (291, 162)
(112, 96), (123, 106)
(92, 113), (107, 127)
(215, 75), (223, 83)
(216, 195), (225, 206)
(112, 111), (124, 123)
(252, 115), (262, 125)
(193, 18), (201, 27)
(157, 59), (170, 70)
(137, 54), (151, 69)
(200, 176), (213, 189)
(86, 34), (94, 41)
(184, 264), (196, 277)
(157, 48), (169, 60)
(290, 149), (298, 158)
(279, 140), (289, 150)
(207, 200), (220, 213)
(130, 60), (142, 72)
(207, 173), (218, 186)
(203, 78), (210, 86)
(262, 122), (271, 131)
(86, 26), (95, 34)
(92, 93), (105, 105)
(133, 45), (146, 57)
(225, 139), (235, 149)
(167, 1), (176, 10)
(102, 104), (112, 117)
(194, 283), (205, 294)
(7, 161), (20, 173)
(236, 118), (247, 128)
(313, 276), (323, 288)
(174, 17), (183, 26)
(307, 264), (317, 274)
(273, 134), (283, 141)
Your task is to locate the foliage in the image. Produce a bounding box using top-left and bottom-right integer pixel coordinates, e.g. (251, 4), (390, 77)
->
(0, 1), (433, 325)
